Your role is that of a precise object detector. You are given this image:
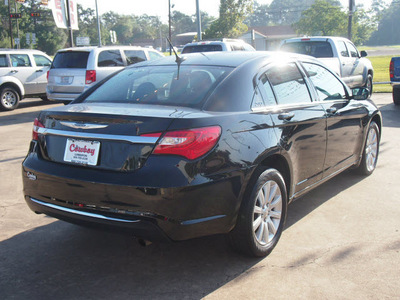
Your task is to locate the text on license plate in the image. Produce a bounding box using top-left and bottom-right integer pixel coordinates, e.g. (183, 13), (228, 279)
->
(64, 139), (100, 166)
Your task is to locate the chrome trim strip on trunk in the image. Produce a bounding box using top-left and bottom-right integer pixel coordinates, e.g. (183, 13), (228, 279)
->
(30, 198), (140, 223)
(60, 121), (109, 130)
(36, 127), (159, 144)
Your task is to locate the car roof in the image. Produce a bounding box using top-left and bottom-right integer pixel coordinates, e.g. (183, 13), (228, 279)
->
(0, 48), (49, 54)
(55, 45), (152, 53)
(132, 51), (313, 68)
(283, 36), (351, 43)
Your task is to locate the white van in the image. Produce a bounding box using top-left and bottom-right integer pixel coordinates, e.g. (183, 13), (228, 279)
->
(47, 46), (164, 103)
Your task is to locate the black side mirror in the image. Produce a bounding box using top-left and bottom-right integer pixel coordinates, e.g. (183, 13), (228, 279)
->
(352, 87), (369, 100)
(360, 50), (368, 57)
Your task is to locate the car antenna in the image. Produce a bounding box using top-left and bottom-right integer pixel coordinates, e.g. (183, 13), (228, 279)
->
(167, 37), (186, 80)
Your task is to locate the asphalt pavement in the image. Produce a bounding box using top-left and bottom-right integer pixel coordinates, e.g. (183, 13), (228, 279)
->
(0, 95), (399, 299)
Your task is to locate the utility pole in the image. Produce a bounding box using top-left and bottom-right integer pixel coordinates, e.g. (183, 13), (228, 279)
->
(95, 0), (102, 46)
(195, 0), (202, 41)
(168, 0), (172, 55)
(8, 0), (14, 48)
(66, 0), (74, 47)
(348, 0), (354, 40)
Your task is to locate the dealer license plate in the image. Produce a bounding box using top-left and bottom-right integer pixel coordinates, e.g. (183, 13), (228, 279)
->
(64, 139), (100, 166)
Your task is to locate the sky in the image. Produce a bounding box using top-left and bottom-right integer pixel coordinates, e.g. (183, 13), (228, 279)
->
(76, 0), (378, 21)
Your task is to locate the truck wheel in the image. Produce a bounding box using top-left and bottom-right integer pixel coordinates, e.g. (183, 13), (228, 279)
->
(393, 86), (400, 105)
(0, 86), (20, 111)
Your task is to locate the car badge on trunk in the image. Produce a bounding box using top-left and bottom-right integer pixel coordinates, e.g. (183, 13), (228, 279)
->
(60, 121), (108, 130)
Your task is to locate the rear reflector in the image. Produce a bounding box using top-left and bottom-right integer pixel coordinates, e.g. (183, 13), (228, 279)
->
(142, 126), (221, 160)
(32, 118), (44, 141)
(86, 70), (96, 84)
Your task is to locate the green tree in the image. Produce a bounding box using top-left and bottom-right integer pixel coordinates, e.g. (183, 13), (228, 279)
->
(294, 0), (347, 36)
(367, 1), (400, 45)
(268, 0), (316, 25)
(204, 0), (253, 39)
(245, 1), (271, 27)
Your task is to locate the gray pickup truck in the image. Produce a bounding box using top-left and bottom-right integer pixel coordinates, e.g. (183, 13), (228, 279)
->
(280, 36), (373, 93)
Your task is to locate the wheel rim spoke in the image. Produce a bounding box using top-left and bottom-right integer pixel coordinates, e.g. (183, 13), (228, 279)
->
(365, 127), (378, 171)
(253, 179), (283, 245)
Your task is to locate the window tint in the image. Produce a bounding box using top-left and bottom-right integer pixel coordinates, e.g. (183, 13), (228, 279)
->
(303, 63), (347, 100)
(231, 44), (245, 51)
(255, 73), (277, 107)
(124, 50), (146, 65)
(181, 45), (223, 53)
(52, 52), (89, 68)
(266, 63), (311, 105)
(280, 41), (333, 58)
(33, 55), (51, 67)
(83, 65), (231, 109)
(148, 51), (163, 60)
(0, 54), (7, 67)
(337, 41), (349, 57)
(10, 54), (31, 67)
(97, 50), (124, 67)
(346, 42), (359, 58)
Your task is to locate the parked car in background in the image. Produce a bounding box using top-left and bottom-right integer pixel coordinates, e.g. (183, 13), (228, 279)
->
(280, 37), (373, 92)
(23, 52), (381, 257)
(0, 49), (52, 111)
(390, 57), (400, 105)
(181, 39), (255, 53)
(46, 46), (164, 103)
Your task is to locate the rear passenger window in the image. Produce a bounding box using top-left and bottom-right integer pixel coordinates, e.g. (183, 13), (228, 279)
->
(33, 55), (51, 67)
(303, 63), (347, 100)
(124, 50), (146, 65)
(148, 51), (163, 60)
(0, 55), (7, 67)
(10, 54), (31, 67)
(98, 50), (124, 67)
(266, 63), (311, 105)
(255, 73), (277, 107)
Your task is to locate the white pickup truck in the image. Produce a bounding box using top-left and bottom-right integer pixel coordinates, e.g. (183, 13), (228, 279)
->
(279, 36), (373, 92)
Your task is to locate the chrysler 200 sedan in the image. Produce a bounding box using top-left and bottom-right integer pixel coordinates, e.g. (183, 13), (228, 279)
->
(22, 52), (381, 257)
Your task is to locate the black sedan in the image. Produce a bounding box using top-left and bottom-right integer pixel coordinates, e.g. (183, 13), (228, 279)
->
(22, 52), (381, 257)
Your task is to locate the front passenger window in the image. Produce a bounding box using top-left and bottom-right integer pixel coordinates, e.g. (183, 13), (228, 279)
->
(303, 63), (347, 100)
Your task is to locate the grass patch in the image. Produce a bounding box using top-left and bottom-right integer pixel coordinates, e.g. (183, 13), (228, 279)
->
(369, 55), (392, 92)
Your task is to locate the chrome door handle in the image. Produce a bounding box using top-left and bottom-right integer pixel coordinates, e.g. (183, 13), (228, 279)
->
(10, 70), (18, 74)
(326, 107), (337, 114)
(36, 69), (43, 72)
(278, 112), (295, 121)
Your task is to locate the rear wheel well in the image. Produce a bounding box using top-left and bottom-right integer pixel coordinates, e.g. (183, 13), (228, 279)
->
(0, 83), (22, 99)
(257, 155), (291, 200)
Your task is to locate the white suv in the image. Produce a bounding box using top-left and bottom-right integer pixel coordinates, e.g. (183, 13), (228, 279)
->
(181, 39), (255, 54)
(47, 46), (164, 103)
(0, 49), (52, 111)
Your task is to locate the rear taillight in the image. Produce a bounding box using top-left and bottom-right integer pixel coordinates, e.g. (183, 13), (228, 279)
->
(390, 60), (394, 79)
(46, 70), (49, 80)
(32, 118), (44, 141)
(85, 70), (96, 84)
(142, 126), (221, 160)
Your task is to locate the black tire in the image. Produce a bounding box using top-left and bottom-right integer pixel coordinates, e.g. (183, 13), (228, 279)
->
(0, 86), (20, 111)
(393, 86), (400, 105)
(229, 168), (288, 257)
(356, 121), (380, 176)
(365, 74), (373, 96)
(40, 96), (49, 101)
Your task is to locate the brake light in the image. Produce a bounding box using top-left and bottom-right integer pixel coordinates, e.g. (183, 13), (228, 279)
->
(142, 126), (221, 160)
(390, 60), (394, 79)
(46, 70), (49, 80)
(32, 118), (44, 141)
(86, 70), (96, 84)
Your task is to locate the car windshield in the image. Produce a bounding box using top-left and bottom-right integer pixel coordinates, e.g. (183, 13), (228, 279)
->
(51, 51), (90, 68)
(281, 41), (334, 58)
(83, 65), (232, 108)
(182, 45), (223, 53)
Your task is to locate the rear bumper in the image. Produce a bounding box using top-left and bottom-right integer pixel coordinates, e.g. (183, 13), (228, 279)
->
(46, 91), (81, 102)
(22, 152), (246, 242)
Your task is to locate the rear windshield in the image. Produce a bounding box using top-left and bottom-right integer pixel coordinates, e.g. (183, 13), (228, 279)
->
(280, 41), (333, 58)
(51, 51), (89, 69)
(82, 65), (232, 108)
(182, 45), (223, 53)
